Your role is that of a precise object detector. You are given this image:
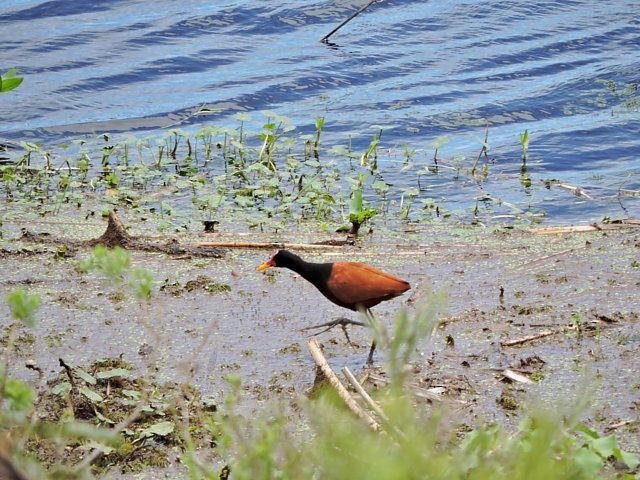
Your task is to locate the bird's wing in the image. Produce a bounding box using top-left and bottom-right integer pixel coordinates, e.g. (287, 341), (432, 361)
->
(327, 262), (410, 306)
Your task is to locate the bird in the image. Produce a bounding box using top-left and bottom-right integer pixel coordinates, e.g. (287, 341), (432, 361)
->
(257, 249), (411, 364)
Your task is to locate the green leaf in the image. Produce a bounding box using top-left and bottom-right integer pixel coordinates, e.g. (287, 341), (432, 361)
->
(431, 135), (449, 150)
(75, 367), (97, 385)
(4, 378), (34, 411)
(129, 267), (155, 301)
(94, 409), (116, 425)
(83, 245), (131, 283)
(51, 382), (72, 396)
(122, 389), (141, 399)
(613, 447), (640, 469)
(96, 368), (131, 380)
(0, 68), (24, 92)
(84, 440), (116, 454)
(138, 421), (174, 438)
(590, 434), (617, 458)
(573, 446), (604, 475)
(575, 424), (599, 439)
(79, 386), (103, 403)
(350, 188), (363, 215)
(6, 289), (41, 326)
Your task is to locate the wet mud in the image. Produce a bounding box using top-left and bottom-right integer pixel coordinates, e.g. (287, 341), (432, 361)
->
(1, 211), (639, 475)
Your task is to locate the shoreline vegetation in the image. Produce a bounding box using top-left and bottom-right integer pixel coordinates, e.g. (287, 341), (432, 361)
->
(5, 112), (636, 238)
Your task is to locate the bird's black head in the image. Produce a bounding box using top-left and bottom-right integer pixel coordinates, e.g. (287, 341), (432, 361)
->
(256, 249), (303, 271)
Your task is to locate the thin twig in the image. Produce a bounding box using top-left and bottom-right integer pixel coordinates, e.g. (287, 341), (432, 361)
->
(605, 419), (637, 433)
(58, 358), (76, 389)
(516, 247), (583, 269)
(342, 367), (408, 439)
(321, 0), (381, 43)
(188, 241), (344, 250)
(307, 340), (380, 431)
(342, 367), (388, 422)
(528, 221), (640, 235)
(500, 329), (557, 347)
(500, 325), (580, 347)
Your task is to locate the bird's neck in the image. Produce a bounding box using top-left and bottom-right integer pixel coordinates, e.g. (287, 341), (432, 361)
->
(286, 258), (332, 289)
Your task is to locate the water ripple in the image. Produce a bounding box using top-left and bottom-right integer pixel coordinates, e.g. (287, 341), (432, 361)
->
(0, 0), (638, 221)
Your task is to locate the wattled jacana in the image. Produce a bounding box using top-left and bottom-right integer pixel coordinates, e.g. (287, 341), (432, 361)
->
(257, 250), (411, 364)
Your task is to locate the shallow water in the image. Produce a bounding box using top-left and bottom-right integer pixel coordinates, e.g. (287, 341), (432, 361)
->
(1, 0), (639, 222)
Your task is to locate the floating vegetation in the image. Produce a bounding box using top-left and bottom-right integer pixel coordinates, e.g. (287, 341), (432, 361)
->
(0, 114), (557, 233)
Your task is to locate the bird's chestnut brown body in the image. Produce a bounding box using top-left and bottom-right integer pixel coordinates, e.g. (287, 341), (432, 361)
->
(317, 261), (410, 311)
(257, 250), (410, 311)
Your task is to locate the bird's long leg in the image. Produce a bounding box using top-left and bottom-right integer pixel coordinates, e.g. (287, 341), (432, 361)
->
(301, 317), (366, 332)
(301, 317), (366, 347)
(364, 309), (377, 365)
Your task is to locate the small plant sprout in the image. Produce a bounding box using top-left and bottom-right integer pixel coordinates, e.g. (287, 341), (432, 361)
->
(519, 129), (532, 188)
(80, 245), (131, 283)
(360, 129), (382, 171)
(519, 129), (530, 162)
(314, 116), (325, 159)
(6, 288), (41, 327)
(470, 124), (490, 179)
(402, 143), (416, 165)
(129, 267), (155, 301)
(347, 187), (377, 236)
(430, 135), (449, 170)
(399, 187), (419, 220)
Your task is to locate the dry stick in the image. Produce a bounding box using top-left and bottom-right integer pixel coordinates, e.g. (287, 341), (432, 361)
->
(188, 241), (343, 250)
(321, 0), (381, 43)
(500, 329), (556, 347)
(342, 367), (406, 440)
(342, 367), (388, 423)
(528, 221), (640, 235)
(500, 326), (578, 347)
(516, 246), (581, 269)
(307, 340), (380, 431)
(605, 419), (637, 433)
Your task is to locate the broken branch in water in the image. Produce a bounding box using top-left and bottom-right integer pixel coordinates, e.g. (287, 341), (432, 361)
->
(307, 339), (380, 431)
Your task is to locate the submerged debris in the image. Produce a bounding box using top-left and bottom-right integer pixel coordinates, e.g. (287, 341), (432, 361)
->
(19, 211), (224, 258)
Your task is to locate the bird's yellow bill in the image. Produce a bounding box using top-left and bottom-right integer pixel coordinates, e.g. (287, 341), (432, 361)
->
(256, 262), (271, 272)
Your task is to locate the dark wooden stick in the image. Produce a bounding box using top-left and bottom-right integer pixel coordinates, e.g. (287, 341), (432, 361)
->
(321, 0), (381, 43)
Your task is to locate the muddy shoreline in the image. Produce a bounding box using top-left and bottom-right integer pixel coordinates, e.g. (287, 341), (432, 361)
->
(1, 210), (639, 476)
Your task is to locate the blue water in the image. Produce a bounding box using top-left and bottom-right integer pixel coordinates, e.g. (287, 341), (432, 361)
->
(1, 0), (639, 223)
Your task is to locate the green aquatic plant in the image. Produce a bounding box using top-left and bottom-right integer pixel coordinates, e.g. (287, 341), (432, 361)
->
(345, 186), (377, 235)
(519, 129), (530, 162)
(360, 128), (382, 171)
(430, 135), (448, 172)
(313, 116), (325, 159)
(0, 67), (23, 92)
(0, 117), (556, 229)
